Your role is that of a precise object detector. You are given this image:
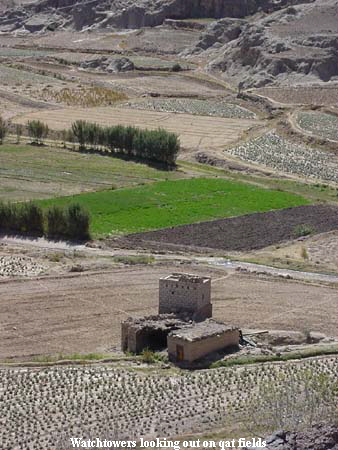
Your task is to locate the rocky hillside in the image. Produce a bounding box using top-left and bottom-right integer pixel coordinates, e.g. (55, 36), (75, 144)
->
(182, 0), (338, 87)
(247, 424), (338, 450)
(0, 0), (337, 87)
(0, 0), (316, 32)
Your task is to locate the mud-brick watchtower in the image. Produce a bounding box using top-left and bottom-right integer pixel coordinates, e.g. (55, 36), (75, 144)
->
(159, 273), (212, 321)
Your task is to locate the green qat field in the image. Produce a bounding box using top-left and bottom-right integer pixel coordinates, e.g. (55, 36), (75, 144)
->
(38, 178), (309, 236)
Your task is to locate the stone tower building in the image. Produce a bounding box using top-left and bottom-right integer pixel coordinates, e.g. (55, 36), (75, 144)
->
(159, 273), (212, 321)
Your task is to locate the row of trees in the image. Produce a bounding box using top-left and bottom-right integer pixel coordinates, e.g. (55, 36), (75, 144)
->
(0, 202), (90, 240)
(0, 117), (179, 167)
(0, 117), (49, 145)
(70, 121), (180, 167)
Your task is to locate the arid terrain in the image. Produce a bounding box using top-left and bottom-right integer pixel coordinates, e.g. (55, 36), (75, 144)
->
(0, 0), (338, 448)
(1, 261), (337, 361)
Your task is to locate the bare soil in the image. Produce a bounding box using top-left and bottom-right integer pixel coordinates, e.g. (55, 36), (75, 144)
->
(241, 229), (338, 275)
(126, 204), (338, 252)
(0, 263), (337, 361)
(254, 86), (338, 107)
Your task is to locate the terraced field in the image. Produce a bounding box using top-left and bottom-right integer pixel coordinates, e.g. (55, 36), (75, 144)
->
(255, 86), (338, 106)
(0, 64), (61, 86)
(226, 131), (338, 183)
(0, 48), (55, 58)
(0, 145), (185, 201)
(37, 178), (308, 236)
(124, 98), (256, 119)
(14, 107), (262, 151)
(1, 358), (337, 449)
(296, 111), (338, 142)
(54, 52), (193, 70)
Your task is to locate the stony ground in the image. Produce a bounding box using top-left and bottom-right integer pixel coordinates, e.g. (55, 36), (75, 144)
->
(226, 131), (338, 183)
(0, 255), (45, 278)
(296, 111), (338, 142)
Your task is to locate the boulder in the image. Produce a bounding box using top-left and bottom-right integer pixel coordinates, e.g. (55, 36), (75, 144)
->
(106, 57), (135, 73)
(247, 424), (338, 450)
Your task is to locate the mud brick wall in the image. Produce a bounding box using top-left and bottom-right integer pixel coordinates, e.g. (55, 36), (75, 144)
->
(159, 275), (211, 320)
(168, 329), (240, 363)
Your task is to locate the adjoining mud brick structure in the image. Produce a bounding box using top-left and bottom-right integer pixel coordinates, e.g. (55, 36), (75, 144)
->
(121, 272), (240, 361)
(167, 320), (240, 364)
(121, 314), (189, 354)
(159, 273), (212, 321)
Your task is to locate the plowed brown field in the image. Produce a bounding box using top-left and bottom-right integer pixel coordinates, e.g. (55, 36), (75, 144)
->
(1, 264), (337, 361)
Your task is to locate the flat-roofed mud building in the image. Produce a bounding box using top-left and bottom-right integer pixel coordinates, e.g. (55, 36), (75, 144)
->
(168, 320), (240, 364)
(121, 272), (240, 361)
(121, 314), (189, 354)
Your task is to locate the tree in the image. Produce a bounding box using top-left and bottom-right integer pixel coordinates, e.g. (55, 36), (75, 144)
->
(18, 203), (44, 235)
(46, 205), (68, 238)
(27, 120), (49, 145)
(71, 120), (88, 150)
(15, 124), (23, 144)
(0, 116), (8, 145)
(66, 203), (90, 240)
(244, 369), (338, 434)
(171, 63), (182, 72)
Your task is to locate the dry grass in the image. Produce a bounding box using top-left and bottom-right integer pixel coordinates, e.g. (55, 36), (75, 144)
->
(38, 86), (127, 107)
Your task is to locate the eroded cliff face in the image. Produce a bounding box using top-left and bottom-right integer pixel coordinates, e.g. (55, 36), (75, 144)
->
(180, 0), (338, 87)
(0, 0), (316, 32)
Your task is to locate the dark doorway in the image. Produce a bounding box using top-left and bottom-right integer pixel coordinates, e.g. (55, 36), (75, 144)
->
(136, 328), (168, 353)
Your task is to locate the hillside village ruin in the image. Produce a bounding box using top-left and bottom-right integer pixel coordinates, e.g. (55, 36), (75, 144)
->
(121, 273), (240, 364)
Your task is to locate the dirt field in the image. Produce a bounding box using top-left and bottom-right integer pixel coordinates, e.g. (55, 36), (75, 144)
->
(254, 86), (338, 106)
(0, 263), (337, 361)
(14, 107), (261, 151)
(246, 229), (338, 273)
(126, 204), (338, 252)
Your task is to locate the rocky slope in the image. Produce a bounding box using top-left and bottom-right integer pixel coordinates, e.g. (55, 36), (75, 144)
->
(183, 0), (338, 87)
(0, 0), (316, 32)
(247, 424), (338, 450)
(0, 0), (337, 87)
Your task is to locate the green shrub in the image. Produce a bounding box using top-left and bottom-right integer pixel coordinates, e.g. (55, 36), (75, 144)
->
(71, 120), (87, 150)
(0, 116), (8, 145)
(27, 120), (49, 144)
(15, 124), (23, 144)
(66, 203), (90, 240)
(140, 348), (156, 364)
(0, 201), (91, 240)
(294, 224), (314, 237)
(0, 202), (19, 231)
(171, 63), (182, 72)
(0, 202), (43, 235)
(18, 202), (44, 234)
(46, 205), (68, 238)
